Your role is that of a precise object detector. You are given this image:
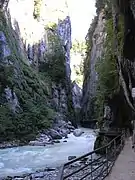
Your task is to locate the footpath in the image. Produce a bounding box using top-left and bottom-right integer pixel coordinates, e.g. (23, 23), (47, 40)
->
(106, 137), (135, 180)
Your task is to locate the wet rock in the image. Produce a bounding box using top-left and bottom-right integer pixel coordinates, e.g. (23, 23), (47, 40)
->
(46, 167), (56, 171)
(68, 156), (76, 161)
(64, 135), (68, 139)
(73, 129), (84, 137)
(72, 81), (82, 110)
(53, 140), (60, 143)
(67, 124), (75, 130)
(63, 140), (67, 142)
(49, 129), (62, 139)
(70, 162), (81, 167)
(79, 157), (88, 163)
(31, 172), (44, 178)
(29, 141), (46, 146)
(68, 121), (72, 126)
(0, 141), (19, 149)
(24, 177), (31, 180)
(6, 168), (60, 180)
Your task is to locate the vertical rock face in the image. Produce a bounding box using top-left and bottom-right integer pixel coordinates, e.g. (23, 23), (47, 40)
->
(72, 81), (82, 110)
(6, 0), (73, 116)
(0, 0), (76, 142)
(7, 0), (71, 70)
(0, 31), (11, 63)
(58, 16), (72, 79)
(90, 0), (135, 151)
(4, 0), (73, 115)
(81, 11), (106, 126)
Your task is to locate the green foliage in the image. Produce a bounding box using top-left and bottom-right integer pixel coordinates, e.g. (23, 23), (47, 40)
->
(0, 11), (55, 142)
(39, 32), (66, 83)
(71, 39), (86, 55)
(95, 18), (121, 121)
(72, 62), (84, 87)
(0, 103), (54, 142)
(33, 0), (42, 20)
(71, 39), (86, 87)
(45, 22), (57, 30)
(0, 64), (14, 92)
(0, 106), (14, 142)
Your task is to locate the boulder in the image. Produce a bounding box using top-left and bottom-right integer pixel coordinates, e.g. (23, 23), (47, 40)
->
(49, 129), (62, 139)
(29, 141), (46, 146)
(68, 156), (76, 161)
(67, 124), (75, 130)
(59, 129), (69, 137)
(73, 129), (84, 137)
(31, 172), (44, 178)
(53, 140), (60, 143)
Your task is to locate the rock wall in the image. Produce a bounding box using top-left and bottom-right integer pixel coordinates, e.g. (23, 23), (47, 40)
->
(85, 0), (135, 151)
(0, 0), (76, 143)
(81, 10), (106, 127)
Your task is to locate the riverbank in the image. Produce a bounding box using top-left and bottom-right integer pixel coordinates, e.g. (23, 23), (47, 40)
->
(2, 154), (108, 180)
(2, 168), (60, 180)
(0, 128), (96, 178)
(0, 120), (75, 149)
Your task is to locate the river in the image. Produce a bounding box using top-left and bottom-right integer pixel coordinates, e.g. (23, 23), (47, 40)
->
(0, 128), (96, 178)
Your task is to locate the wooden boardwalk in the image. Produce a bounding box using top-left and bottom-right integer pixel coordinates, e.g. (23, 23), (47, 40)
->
(106, 137), (135, 180)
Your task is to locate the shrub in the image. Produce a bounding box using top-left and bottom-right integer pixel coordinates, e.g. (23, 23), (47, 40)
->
(33, 0), (42, 20)
(39, 32), (66, 83)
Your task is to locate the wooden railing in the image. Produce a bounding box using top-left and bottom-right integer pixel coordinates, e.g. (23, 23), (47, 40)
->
(58, 130), (125, 180)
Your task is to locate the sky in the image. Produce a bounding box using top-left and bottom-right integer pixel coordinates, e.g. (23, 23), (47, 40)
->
(68, 0), (96, 41)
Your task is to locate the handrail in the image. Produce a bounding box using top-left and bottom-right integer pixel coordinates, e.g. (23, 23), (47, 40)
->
(58, 129), (125, 180)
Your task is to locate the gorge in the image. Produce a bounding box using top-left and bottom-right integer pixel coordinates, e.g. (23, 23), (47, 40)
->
(0, 0), (135, 179)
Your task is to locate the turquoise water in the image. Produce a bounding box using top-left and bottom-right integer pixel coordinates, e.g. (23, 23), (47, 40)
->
(0, 128), (96, 177)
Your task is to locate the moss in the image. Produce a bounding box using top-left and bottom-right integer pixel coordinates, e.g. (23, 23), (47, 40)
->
(0, 11), (56, 142)
(95, 15), (124, 125)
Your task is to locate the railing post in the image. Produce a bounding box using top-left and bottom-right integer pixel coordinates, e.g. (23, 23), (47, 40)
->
(57, 165), (64, 180)
(121, 130), (125, 149)
(91, 154), (93, 179)
(106, 146), (108, 176)
(114, 139), (116, 160)
(120, 135), (123, 150)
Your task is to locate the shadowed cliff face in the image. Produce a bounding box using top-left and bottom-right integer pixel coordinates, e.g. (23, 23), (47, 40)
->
(80, 11), (106, 127)
(122, 0), (135, 62)
(116, 0), (135, 109)
(81, 0), (135, 129)
(92, 0), (135, 151)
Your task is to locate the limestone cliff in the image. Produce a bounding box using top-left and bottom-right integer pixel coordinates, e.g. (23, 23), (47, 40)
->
(81, 8), (106, 127)
(0, 0), (76, 143)
(82, 0), (135, 149)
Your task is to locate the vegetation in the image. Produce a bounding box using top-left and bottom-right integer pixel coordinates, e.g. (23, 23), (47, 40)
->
(33, 0), (42, 20)
(71, 40), (86, 87)
(81, 0), (124, 124)
(95, 15), (124, 123)
(39, 30), (66, 83)
(45, 22), (57, 30)
(0, 11), (56, 142)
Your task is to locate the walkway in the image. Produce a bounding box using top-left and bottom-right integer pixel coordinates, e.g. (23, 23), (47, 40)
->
(106, 137), (135, 180)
